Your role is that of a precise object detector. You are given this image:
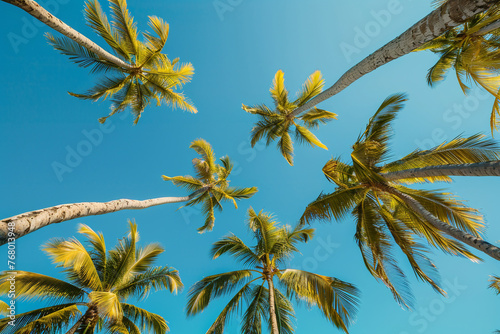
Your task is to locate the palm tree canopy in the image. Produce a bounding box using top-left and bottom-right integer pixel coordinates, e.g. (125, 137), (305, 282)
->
(0, 221), (182, 334)
(186, 208), (360, 333)
(490, 275), (500, 294)
(414, 4), (500, 132)
(301, 93), (500, 308)
(163, 139), (258, 233)
(48, 0), (196, 124)
(243, 70), (337, 165)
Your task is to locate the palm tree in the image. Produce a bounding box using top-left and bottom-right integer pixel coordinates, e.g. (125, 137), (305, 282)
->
(243, 70), (337, 165)
(2, 0), (196, 124)
(284, 0), (498, 118)
(414, 4), (500, 132)
(0, 139), (257, 245)
(301, 93), (500, 306)
(186, 208), (360, 334)
(0, 221), (182, 334)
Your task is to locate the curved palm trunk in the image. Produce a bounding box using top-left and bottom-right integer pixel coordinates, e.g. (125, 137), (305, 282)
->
(383, 161), (500, 181)
(384, 185), (500, 261)
(0, 188), (207, 245)
(1, 0), (133, 69)
(266, 275), (279, 334)
(290, 0), (498, 117)
(66, 305), (97, 334)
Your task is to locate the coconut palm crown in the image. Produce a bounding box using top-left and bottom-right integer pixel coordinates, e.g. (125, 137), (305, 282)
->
(415, 4), (500, 132)
(301, 93), (500, 308)
(186, 208), (360, 334)
(48, 0), (196, 124)
(0, 221), (182, 334)
(163, 139), (258, 233)
(242, 70), (337, 165)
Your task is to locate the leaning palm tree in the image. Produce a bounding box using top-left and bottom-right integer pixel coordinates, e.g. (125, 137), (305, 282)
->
(187, 208), (360, 334)
(414, 4), (500, 132)
(301, 93), (500, 307)
(0, 139), (257, 244)
(243, 70), (337, 165)
(0, 221), (182, 334)
(2, 0), (196, 123)
(279, 0), (498, 118)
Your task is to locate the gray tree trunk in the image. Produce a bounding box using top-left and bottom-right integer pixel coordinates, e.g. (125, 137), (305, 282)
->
(2, 0), (133, 69)
(383, 161), (500, 181)
(266, 275), (280, 334)
(291, 0), (498, 117)
(0, 188), (207, 245)
(385, 185), (500, 261)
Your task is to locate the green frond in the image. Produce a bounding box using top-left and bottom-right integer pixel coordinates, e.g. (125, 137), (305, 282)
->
(161, 175), (204, 192)
(223, 186), (258, 201)
(84, 0), (130, 60)
(211, 234), (260, 266)
(122, 303), (169, 334)
(271, 288), (295, 334)
(489, 275), (500, 294)
(294, 123), (328, 150)
(426, 49), (457, 86)
(247, 208), (281, 255)
(0, 300), (8, 316)
(294, 70), (324, 107)
(186, 270), (254, 315)
(279, 269), (360, 333)
(300, 108), (337, 129)
(242, 103), (277, 117)
(89, 291), (123, 321)
(278, 131), (294, 166)
(109, 0), (139, 56)
(322, 158), (357, 188)
(120, 316), (142, 334)
(205, 280), (256, 334)
(43, 238), (103, 291)
(69, 75), (130, 101)
(197, 195), (216, 233)
(129, 243), (165, 275)
(270, 70), (289, 110)
(300, 187), (365, 225)
(143, 16), (169, 53)
(46, 33), (121, 74)
(0, 271), (85, 303)
(241, 283), (267, 334)
(190, 139), (217, 173)
(0, 304), (81, 334)
(78, 224), (107, 278)
(115, 266), (182, 299)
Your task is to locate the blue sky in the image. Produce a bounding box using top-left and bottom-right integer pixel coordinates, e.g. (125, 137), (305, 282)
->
(0, 0), (498, 333)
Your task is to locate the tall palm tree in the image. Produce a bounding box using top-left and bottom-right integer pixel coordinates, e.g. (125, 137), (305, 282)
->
(2, 0), (196, 124)
(301, 93), (500, 306)
(284, 0), (498, 118)
(414, 4), (500, 132)
(186, 208), (360, 334)
(243, 70), (337, 165)
(0, 139), (257, 245)
(0, 221), (183, 334)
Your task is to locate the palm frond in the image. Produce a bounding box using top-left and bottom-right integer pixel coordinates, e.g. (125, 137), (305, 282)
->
(294, 123), (328, 150)
(489, 275), (500, 294)
(115, 266), (182, 299)
(109, 0), (138, 56)
(300, 108), (337, 129)
(294, 70), (324, 107)
(270, 70), (289, 110)
(211, 234), (260, 266)
(278, 131), (294, 166)
(122, 303), (169, 334)
(241, 283), (267, 334)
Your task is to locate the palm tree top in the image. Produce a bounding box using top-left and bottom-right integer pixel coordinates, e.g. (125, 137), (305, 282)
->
(243, 70), (337, 165)
(0, 221), (182, 333)
(163, 139), (258, 233)
(187, 207), (360, 333)
(301, 93), (500, 308)
(48, 0), (196, 124)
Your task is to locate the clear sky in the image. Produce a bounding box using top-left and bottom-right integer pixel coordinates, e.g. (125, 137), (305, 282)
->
(0, 0), (498, 333)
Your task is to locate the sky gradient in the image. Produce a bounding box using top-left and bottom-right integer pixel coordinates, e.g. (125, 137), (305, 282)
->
(0, 0), (498, 333)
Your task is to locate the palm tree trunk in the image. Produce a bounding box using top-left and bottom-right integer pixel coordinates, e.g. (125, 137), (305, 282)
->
(266, 275), (280, 334)
(1, 0), (133, 69)
(0, 187), (208, 245)
(290, 0), (498, 117)
(66, 305), (97, 334)
(384, 185), (500, 261)
(383, 161), (500, 181)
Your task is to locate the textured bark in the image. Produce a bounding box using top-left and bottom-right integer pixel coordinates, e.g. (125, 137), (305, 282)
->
(1, 0), (133, 69)
(266, 275), (280, 334)
(291, 0), (498, 117)
(383, 161), (500, 181)
(0, 188), (207, 245)
(385, 186), (500, 261)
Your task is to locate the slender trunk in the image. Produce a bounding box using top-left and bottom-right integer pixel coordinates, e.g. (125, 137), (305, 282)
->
(0, 188), (207, 245)
(291, 0), (498, 117)
(266, 275), (280, 334)
(1, 0), (133, 69)
(383, 161), (500, 181)
(384, 185), (500, 261)
(66, 305), (97, 334)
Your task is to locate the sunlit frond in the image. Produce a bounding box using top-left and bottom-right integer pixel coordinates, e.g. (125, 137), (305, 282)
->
(122, 303), (169, 334)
